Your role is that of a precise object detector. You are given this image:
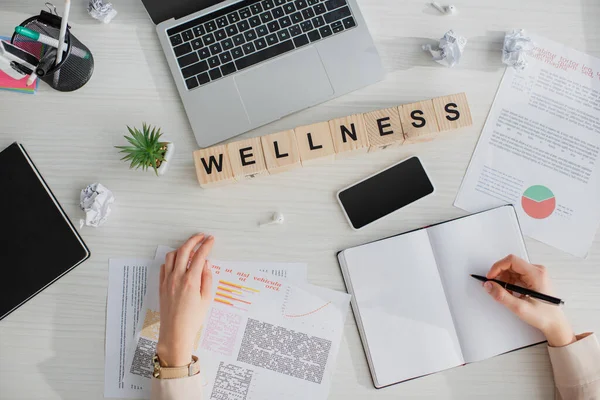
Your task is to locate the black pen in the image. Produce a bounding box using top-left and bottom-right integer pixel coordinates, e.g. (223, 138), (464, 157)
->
(470, 274), (564, 305)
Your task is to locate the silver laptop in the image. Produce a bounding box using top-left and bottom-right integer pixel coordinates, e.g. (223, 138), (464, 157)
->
(141, 0), (384, 148)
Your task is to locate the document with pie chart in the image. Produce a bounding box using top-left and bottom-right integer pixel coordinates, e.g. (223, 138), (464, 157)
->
(521, 185), (556, 220)
(454, 33), (600, 257)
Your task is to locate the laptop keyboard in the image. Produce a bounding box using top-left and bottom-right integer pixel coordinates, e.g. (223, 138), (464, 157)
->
(166, 0), (358, 90)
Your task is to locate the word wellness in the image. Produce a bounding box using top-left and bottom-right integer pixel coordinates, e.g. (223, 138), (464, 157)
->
(193, 93), (473, 187)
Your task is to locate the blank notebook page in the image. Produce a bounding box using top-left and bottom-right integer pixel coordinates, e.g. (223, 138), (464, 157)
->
(341, 229), (463, 388)
(427, 206), (545, 363)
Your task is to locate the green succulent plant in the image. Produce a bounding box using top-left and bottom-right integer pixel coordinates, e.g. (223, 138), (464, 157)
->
(115, 123), (168, 176)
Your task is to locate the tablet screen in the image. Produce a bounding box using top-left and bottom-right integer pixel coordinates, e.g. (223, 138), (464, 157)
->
(0, 143), (90, 320)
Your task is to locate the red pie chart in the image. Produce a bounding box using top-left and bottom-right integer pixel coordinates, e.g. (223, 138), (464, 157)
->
(521, 185), (556, 219)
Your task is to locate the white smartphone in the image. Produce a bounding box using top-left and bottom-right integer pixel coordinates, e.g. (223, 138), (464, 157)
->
(337, 156), (435, 230)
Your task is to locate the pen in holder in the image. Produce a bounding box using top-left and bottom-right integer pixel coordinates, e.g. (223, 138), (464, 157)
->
(11, 10), (94, 92)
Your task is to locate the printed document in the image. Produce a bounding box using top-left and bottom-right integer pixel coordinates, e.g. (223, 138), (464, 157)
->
(105, 258), (152, 398)
(456, 33), (600, 257)
(106, 249), (308, 398)
(125, 246), (349, 400)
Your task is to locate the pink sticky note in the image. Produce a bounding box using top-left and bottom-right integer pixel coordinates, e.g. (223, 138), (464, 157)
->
(0, 70), (32, 90)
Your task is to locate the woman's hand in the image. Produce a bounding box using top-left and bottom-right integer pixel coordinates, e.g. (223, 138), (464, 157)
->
(484, 255), (576, 347)
(156, 234), (215, 367)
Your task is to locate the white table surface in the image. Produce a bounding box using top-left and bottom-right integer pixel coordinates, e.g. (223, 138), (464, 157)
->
(1, 0), (599, 399)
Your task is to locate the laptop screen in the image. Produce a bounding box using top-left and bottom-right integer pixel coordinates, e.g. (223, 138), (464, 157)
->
(141, 0), (225, 25)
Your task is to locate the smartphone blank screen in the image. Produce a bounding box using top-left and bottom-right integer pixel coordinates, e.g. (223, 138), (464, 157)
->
(338, 157), (434, 229)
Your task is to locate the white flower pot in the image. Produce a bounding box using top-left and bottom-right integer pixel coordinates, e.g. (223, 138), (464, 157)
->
(157, 142), (175, 176)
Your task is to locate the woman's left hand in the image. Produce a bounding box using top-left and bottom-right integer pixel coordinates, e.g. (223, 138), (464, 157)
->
(156, 234), (215, 367)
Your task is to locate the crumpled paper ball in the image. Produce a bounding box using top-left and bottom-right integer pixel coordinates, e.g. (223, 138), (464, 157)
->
(80, 183), (115, 228)
(502, 29), (534, 70)
(88, 0), (118, 23)
(422, 29), (467, 68)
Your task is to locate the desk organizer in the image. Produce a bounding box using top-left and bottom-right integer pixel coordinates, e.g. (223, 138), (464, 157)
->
(12, 10), (94, 92)
(193, 93), (472, 188)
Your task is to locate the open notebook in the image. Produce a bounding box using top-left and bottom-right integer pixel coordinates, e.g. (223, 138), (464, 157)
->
(338, 206), (545, 388)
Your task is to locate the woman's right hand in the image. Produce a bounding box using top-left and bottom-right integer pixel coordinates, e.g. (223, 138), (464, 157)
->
(156, 234), (215, 367)
(484, 255), (576, 347)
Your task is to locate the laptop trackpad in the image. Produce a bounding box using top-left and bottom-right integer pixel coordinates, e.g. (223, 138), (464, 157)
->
(235, 47), (334, 125)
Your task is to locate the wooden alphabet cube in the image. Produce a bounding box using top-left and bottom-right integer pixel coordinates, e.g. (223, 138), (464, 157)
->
(227, 137), (269, 180)
(294, 121), (336, 165)
(432, 92), (473, 131)
(399, 100), (440, 144)
(329, 114), (369, 156)
(363, 107), (405, 151)
(193, 145), (236, 188)
(261, 130), (301, 174)
(193, 92), (467, 188)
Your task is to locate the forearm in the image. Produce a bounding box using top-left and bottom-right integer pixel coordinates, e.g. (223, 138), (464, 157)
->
(151, 373), (204, 400)
(548, 333), (600, 400)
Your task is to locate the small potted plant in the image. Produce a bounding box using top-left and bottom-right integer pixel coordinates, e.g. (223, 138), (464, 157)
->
(115, 123), (175, 176)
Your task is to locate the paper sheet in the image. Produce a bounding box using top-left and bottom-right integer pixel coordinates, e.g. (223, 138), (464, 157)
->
(107, 246), (308, 398)
(105, 259), (152, 398)
(124, 246), (348, 400)
(427, 207), (545, 363)
(0, 37), (40, 94)
(455, 33), (600, 257)
(340, 230), (463, 387)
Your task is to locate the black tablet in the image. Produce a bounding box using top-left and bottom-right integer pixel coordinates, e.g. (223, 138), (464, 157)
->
(0, 142), (90, 321)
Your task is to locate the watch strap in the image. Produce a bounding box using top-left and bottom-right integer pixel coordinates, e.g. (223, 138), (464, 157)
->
(153, 354), (200, 379)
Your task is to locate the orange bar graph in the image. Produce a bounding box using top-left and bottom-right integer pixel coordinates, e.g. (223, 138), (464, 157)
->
(217, 285), (242, 295)
(214, 297), (233, 306)
(216, 292), (252, 304)
(219, 280), (260, 293)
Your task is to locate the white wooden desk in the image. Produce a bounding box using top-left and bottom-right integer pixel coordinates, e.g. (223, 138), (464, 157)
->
(1, 0), (599, 398)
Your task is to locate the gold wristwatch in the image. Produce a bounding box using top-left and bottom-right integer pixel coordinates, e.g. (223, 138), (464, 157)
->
(152, 354), (200, 379)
